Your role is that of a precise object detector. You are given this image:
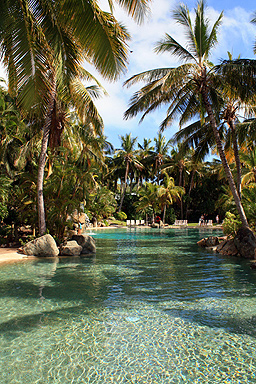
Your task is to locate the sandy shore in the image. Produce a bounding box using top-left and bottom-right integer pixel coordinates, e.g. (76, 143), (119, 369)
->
(0, 248), (36, 265)
(0, 224), (222, 265)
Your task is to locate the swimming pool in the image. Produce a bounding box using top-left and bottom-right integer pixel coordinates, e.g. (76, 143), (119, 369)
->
(0, 227), (256, 383)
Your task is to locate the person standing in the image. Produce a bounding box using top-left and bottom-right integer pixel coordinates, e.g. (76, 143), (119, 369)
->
(78, 222), (82, 234)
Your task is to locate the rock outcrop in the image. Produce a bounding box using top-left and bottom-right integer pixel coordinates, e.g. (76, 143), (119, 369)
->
(59, 240), (83, 256)
(197, 227), (256, 259)
(197, 236), (223, 248)
(22, 234), (59, 257)
(234, 227), (256, 259)
(71, 234), (96, 254)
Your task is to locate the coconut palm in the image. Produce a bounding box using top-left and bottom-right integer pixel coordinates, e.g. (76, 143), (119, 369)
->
(1, 0), (151, 234)
(158, 173), (184, 224)
(135, 182), (161, 223)
(115, 133), (143, 211)
(146, 133), (172, 184)
(124, 0), (249, 227)
(137, 138), (154, 183)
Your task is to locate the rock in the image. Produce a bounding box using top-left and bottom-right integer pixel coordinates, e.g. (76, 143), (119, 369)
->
(71, 234), (96, 254)
(234, 227), (256, 259)
(198, 228), (256, 259)
(215, 240), (228, 252)
(59, 240), (82, 256)
(92, 217), (97, 228)
(22, 234), (59, 257)
(217, 239), (239, 257)
(197, 236), (220, 248)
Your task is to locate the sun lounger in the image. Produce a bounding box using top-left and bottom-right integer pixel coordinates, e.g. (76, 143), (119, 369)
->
(174, 220), (188, 226)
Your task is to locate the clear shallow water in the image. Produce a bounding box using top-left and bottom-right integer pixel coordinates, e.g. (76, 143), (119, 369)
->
(1, 227), (256, 383)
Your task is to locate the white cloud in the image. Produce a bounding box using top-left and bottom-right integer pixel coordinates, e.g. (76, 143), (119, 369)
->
(0, 0), (255, 148)
(94, 1), (256, 148)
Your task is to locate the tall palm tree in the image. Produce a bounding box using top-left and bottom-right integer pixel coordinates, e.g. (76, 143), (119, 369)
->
(124, 0), (249, 228)
(0, 0), (151, 234)
(147, 133), (172, 184)
(137, 138), (154, 183)
(115, 133), (143, 211)
(135, 182), (160, 223)
(158, 173), (184, 224)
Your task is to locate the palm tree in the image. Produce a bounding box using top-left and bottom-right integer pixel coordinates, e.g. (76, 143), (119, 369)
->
(137, 138), (154, 183)
(240, 148), (256, 186)
(124, 0), (249, 228)
(158, 173), (184, 224)
(146, 133), (172, 184)
(1, 0), (151, 234)
(115, 133), (143, 211)
(135, 182), (161, 223)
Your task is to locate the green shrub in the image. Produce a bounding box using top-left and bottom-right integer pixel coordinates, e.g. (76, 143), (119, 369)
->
(222, 211), (241, 237)
(103, 219), (110, 226)
(115, 211), (127, 221)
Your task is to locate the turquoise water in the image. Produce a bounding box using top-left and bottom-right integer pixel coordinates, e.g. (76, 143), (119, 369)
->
(1, 227), (256, 383)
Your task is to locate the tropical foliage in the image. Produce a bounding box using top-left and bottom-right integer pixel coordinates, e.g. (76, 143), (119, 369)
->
(124, 0), (256, 228)
(2, 0), (256, 244)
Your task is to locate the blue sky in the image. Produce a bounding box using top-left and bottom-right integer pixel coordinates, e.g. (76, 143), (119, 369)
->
(86, 0), (256, 150)
(1, 0), (256, 150)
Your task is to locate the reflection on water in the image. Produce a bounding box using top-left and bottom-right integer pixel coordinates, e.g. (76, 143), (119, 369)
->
(0, 228), (256, 383)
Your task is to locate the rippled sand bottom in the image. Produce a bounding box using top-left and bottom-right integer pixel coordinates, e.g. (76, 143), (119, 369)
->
(1, 299), (256, 384)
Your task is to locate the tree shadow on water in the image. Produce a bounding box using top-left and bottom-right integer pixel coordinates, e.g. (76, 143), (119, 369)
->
(162, 306), (256, 339)
(0, 304), (93, 340)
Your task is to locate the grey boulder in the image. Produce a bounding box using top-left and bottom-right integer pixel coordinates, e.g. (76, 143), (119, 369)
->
(22, 234), (59, 257)
(59, 240), (82, 256)
(71, 234), (96, 254)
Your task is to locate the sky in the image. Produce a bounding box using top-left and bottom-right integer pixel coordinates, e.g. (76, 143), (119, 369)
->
(1, 0), (256, 150)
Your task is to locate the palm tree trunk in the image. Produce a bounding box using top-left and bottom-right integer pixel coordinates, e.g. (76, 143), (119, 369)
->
(201, 87), (248, 227)
(119, 161), (129, 212)
(163, 204), (166, 225)
(229, 119), (242, 199)
(179, 164), (183, 219)
(37, 78), (56, 235)
(37, 125), (50, 235)
(186, 169), (195, 219)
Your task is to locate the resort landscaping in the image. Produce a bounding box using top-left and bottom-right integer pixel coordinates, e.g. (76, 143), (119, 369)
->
(2, 1), (256, 381)
(1, 0), (256, 257)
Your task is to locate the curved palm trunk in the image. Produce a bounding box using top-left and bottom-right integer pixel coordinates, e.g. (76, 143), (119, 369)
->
(37, 79), (57, 235)
(37, 125), (50, 235)
(228, 119), (242, 199)
(201, 87), (248, 228)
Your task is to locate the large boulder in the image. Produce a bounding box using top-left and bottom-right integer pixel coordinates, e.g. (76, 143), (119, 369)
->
(59, 240), (82, 256)
(198, 228), (256, 259)
(234, 227), (256, 259)
(71, 234), (96, 254)
(216, 239), (239, 257)
(22, 234), (59, 257)
(197, 236), (222, 248)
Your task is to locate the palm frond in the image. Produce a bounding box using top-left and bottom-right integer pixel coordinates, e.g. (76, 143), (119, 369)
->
(154, 34), (197, 63)
(61, 1), (130, 80)
(110, 0), (151, 24)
